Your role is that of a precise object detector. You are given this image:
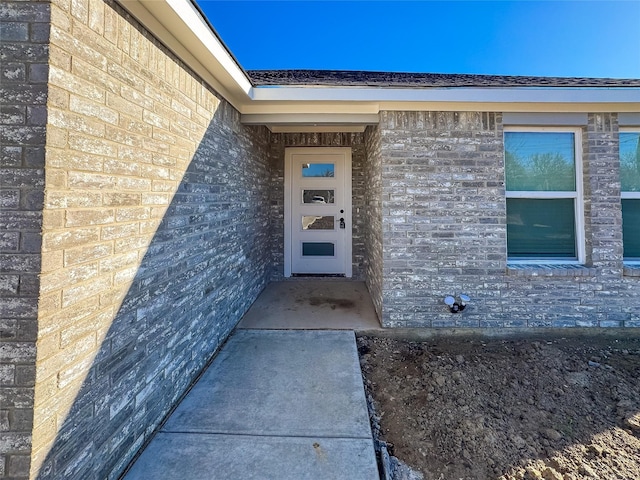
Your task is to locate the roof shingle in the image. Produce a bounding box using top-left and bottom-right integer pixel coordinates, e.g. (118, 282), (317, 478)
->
(247, 70), (640, 88)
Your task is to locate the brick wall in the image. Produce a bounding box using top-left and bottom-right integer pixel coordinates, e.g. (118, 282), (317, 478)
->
(0, 2), (49, 478)
(269, 133), (367, 280)
(30, 1), (272, 478)
(363, 126), (383, 320)
(377, 111), (640, 328)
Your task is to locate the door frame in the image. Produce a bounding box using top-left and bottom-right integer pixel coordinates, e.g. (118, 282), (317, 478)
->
(284, 147), (353, 277)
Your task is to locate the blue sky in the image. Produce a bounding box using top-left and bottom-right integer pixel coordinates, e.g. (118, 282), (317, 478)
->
(195, 0), (640, 78)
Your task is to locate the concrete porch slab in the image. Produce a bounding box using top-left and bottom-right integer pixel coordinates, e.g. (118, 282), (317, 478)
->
(123, 330), (379, 480)
(238, 280), (381, 330)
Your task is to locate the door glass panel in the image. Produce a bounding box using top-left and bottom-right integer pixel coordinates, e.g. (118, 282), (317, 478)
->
(302, 242), (335, 256)
(302, 189), (335, 204)
(302, 163), (334, 177)
(302, 216), (334, 230)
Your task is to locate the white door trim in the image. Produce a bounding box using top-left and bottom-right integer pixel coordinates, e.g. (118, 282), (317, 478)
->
(284, 147), (352, 277)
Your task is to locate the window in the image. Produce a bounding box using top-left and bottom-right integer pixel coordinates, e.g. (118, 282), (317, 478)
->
(620, 130), (640, 263)
(504, 127), (584, 263)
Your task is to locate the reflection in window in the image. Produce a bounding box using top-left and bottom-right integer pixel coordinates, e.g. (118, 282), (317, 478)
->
(302, 216), (334, 230)
(505, 132), (575, 191)
(302, 242), (335, 256)
(302, 163), (334, 177)
(620, 131), (640, 261)
(621, 132), (640, 193)
(504, 129), (581, 261)
(302, 190), (335, 204)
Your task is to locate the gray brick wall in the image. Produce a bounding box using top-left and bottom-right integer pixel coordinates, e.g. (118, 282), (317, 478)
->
(30, 1), (272, 479)
(363, 126), (383, 320)
(268, 132), (367, 280)
(376, 111), (640, 328)
(583, 113), (624, 272)
(0, 2), (49, 478)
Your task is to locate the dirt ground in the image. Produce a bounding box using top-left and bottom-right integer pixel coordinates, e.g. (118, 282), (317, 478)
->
(356, 332), (640, 480)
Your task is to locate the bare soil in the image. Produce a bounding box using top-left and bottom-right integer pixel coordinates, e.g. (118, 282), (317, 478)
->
(357, 333), (640, 480)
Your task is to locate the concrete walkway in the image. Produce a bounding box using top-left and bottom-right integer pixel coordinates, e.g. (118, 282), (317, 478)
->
(123, 330), (379, 480)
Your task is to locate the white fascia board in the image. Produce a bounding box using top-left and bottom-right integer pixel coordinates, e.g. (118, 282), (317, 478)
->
(240, 102), (381, 115)
(376, 101), (640, 113)
(118, 0), (252, 108)
(269, 125), (367, 133)
(239, 100), (640, 117)
(249, 86), (640, 105)
(241, 113), (379, 126)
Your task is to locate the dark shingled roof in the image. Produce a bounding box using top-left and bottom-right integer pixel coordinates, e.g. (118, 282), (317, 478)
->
(247, 70), (640, 88)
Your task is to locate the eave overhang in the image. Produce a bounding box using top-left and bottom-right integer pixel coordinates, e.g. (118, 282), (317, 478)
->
(117, 0), (640, 133)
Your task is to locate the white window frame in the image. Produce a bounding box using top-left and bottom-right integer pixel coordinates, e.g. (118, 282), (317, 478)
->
(620, 127), (640, 265)
(504, 126), (585, 264)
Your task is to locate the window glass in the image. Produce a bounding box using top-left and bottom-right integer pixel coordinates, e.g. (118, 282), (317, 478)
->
(506, 199), (576, 258)
(302, 242), (335, 256)
(504, 128), (581, 262)
(302, 163), (334, 178)
(505, 132), (575, 191)
(620, 132), (640, 192)
(302, 216), (334, 230)
(622, 199), (640, 259)
(302, 190), (335, 204)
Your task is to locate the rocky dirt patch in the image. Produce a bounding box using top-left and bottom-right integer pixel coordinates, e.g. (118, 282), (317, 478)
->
(357, 333), (640, 480)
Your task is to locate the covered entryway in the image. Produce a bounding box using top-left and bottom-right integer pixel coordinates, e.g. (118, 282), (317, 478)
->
(238, 279), (381, 330)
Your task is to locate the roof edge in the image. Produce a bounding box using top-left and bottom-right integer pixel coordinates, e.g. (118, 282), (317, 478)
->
(247, 69), (640, 88)
(117, 0), (253, 109)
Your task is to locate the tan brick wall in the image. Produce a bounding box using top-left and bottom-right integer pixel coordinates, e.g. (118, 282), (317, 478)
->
(32, 0), (272, 478)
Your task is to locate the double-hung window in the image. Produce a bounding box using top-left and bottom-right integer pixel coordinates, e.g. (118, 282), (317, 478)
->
(620, 130), (640, 263)
(504, 127), (584, 263)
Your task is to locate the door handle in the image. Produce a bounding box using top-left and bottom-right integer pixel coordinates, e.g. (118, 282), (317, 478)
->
(339, 218), (345, 229)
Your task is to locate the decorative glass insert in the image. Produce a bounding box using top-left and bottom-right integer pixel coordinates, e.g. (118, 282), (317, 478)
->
(302, 216), (334, 230)
(302, 163), (334, 178)
(506, 198), (576, 258)
(302, 242), (335, 256)
(505, 132), (576, 191)
(620, 132), (640, 192)
(302, 189), (335, 204)
(622, 200), (640, 259)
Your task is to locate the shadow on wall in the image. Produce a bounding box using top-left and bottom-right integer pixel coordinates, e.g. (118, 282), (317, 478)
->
(34, 103), (273, 479)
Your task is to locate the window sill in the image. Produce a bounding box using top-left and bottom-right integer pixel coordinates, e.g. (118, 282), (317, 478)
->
(506, 263), (596, 277)
(623, 264), (640, 277)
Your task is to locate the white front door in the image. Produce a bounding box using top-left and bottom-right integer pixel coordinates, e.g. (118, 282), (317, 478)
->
(284, 147), (352, 277)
